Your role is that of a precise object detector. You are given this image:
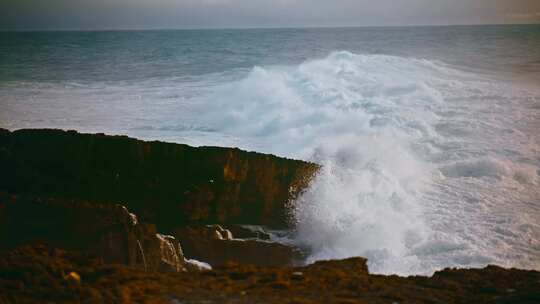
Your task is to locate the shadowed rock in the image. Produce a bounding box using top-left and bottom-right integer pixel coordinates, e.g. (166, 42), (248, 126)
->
(1, 245), (539, 304)
(0, 128), (318, 230)
(174, 225), (304, 267)
(223, 224), (272, 240)
(0, 193), (187, 273)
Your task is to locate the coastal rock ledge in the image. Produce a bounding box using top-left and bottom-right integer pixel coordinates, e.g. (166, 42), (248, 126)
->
(1, 128), (539, 303)
(0, 128), (318, 229)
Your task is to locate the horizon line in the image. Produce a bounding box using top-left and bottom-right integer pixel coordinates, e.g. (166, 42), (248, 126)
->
(1, 22), (539, 32)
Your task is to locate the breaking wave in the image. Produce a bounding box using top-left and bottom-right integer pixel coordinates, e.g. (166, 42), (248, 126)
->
(196, 51), (540, 275)
(3, 50), (539, 275)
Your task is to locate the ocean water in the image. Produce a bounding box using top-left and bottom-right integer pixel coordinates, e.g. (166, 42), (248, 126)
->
(1, 25), (539, 275)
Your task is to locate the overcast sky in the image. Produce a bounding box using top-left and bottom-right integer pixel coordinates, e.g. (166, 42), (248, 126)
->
(1, 0), (540, 30)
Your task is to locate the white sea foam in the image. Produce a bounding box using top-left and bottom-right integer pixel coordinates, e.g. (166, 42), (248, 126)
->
(1, 51), (539, 275)
(185, 259), (212, 271)
(194, 51), (540, 275)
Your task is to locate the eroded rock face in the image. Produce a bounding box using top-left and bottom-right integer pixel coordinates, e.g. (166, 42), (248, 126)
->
(0, 193), (186, 273)
(174, 225), (303, 267)
(155, 234), (185, 272)
(0, 128), (318, 229)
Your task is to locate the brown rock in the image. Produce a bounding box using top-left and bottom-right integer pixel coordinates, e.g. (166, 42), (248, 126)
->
(0, 193), (185, 273)
(174, 225), (303, 267)
(0, 128), (318, 229)
(63, 271), (81, 288)
(155, 234), (185, 272)
(222, 224), (272, 240)
(1, 245), (539, 304)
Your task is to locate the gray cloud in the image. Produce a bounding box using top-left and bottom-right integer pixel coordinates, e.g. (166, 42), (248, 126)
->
(506, 12), (540, 20)
(1, 0), (540, 30)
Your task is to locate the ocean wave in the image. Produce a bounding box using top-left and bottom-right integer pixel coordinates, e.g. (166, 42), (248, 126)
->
(193, 51), (540, 275)
(2, 50), (539, 275)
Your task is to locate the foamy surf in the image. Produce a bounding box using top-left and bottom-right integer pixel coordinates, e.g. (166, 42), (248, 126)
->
(1, 49), (539, 276)
(194, 51), (540, 275)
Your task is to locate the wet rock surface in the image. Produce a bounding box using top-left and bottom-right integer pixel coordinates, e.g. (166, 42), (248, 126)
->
(174, 225), (303, 267)
(223, 224), (272, 240)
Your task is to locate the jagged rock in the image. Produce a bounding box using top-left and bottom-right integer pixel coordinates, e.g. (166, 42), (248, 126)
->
(2, 245), (539, 304)
(174, 226), (303, 267)
(223, 224), (272, 240)
(0, 128), (318, 229)
(155, 234), (185, 272)
(203, 224), (234, 240)
(0, 193), (186, 273)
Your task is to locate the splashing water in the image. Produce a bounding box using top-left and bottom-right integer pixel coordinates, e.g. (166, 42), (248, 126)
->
(192, 51), (540, 275)
(2, 45), (539, 275)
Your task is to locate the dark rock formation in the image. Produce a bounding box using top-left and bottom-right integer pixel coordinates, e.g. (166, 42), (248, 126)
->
(0, 129), (316, 271)
(1, 245), (539, 304)
(0, 193), (186, 273)
(223, 224), (272, 240)
(174, 225), (303, 267)
(0, 128), (318, 230)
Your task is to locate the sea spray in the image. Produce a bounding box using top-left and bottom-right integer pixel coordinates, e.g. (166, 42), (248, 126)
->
(291, 133), (431, 275)
(195, 51), (540, 275)
(195, 51), (451, 274)
(3, 43), (539, 275)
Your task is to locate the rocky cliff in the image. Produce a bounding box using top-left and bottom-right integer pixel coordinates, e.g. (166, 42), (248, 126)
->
(0, 193), (188, 273)
(0, 128), (318, 230)
(0, 193), (303, 270)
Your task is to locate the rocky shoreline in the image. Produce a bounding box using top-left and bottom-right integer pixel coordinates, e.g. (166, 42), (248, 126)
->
(1, 129), (539, 303)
